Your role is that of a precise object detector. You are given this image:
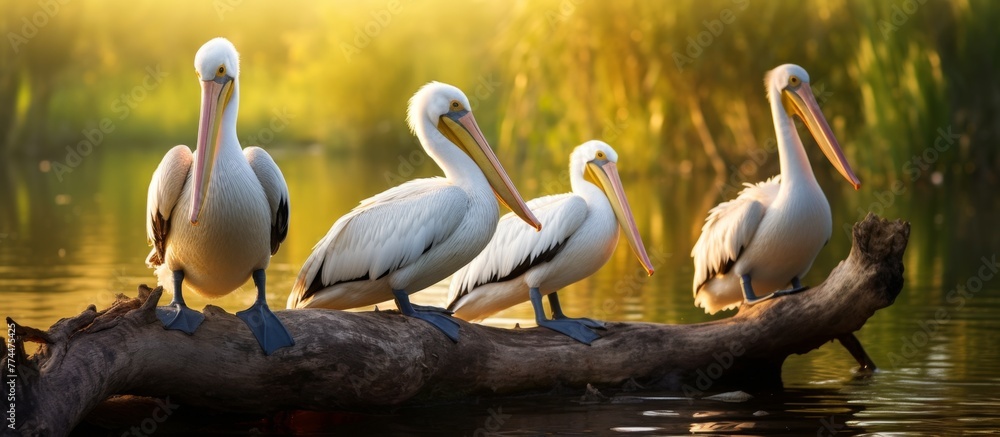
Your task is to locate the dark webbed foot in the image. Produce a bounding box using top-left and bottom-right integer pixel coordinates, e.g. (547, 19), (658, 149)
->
(547, 292), (606, 329)
(741, 274), (810, 306)
(237, 269), (294, 355)
(533, 288), (601, 345)
(157, 270), (205, 334)
(411, 303), (454, 315)
(157, 302), (205, 334)
(394, 290), (460, 342)
(537, 318), (601, 344)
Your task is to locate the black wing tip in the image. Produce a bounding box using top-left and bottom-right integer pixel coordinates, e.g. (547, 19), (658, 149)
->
(300, 259), (329, 301)
(300, 258), (388, 302)
(475, 239), (568, 289)
(445, 298), (460, 312)
(149, 211), (170, 266)
(271, 198), (290, 255)
(446, 287), (469, 312)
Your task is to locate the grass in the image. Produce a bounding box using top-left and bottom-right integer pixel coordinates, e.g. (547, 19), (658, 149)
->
(1, 0), (995, 184)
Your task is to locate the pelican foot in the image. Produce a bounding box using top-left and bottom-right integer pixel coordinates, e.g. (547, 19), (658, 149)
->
(408, 310), (461, 343)
(537, 318), (601, 345)
(552, 314), (606, 330)
(156, 303), (205, 335)
(532, 288), (601, 345)
(547, 292), (606, 329)
(393, 289), (460, 343)
(236, 300), (295, 355)
(740, 274), (810, 306)
(411, 303), (454, 315)
(771, 285), (810, 298)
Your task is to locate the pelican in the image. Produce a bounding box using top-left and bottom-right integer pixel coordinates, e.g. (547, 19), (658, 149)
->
(691, 64), (861, 314)
(447, 140), (654, 344)
(146, 38), (293, 355)
(286, 82), (541, 342)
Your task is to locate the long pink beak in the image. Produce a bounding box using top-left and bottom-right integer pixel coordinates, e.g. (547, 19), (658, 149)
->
(190, 78), (229, 224)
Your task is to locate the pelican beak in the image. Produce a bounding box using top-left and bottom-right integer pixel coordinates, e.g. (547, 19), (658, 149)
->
(783, 83), (861, 190)
(586, 161), (654, 276)
(191, 75), (234, 224)
(438, 110), (542, 230)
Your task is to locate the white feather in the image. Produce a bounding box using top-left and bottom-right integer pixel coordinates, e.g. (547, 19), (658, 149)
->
(297, 178), (466, 294)
(691, 176), (779, 296)
(447, 140), (645, 321)
(449, 193), (586, 304)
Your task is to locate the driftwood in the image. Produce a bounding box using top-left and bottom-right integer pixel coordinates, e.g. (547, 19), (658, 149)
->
(3, 214), (908, 436)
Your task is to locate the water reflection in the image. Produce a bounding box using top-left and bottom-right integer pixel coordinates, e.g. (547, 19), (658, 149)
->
(1, 145), (999, 435)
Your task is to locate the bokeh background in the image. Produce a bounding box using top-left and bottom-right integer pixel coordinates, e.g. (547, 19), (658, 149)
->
(1, 0), (999, 434)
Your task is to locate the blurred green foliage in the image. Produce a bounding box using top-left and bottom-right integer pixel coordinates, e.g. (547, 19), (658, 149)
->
(1, 0), (996, 183)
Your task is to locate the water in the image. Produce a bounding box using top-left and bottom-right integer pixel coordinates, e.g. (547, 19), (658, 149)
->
(2, 146), (999, 435)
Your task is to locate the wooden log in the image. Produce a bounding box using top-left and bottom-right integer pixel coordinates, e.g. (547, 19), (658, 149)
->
(3, 214), (908, 437)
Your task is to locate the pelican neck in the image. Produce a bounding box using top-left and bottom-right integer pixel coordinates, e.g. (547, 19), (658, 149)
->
(769, 91), (818, 192)
(415, 117), (489, 190)
(569, 158), (607, 206)
(218, 80), (242, 157)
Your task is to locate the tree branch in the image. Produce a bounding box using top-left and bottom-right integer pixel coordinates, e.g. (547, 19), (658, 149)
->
(5, 214), (908, 437)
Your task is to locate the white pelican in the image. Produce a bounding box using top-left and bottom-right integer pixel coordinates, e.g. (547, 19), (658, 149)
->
(691, 64), (861, 314)
(146, 38), (293, 355)
(447, 141), (654, 344)
(286, 82), (541, 342)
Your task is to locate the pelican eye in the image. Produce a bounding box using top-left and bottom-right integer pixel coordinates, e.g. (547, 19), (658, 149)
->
(596, 151), (607, 160)
(450, 100), (462, 110)
(789, 75), (800, 86)
(217, 65), (226, 76)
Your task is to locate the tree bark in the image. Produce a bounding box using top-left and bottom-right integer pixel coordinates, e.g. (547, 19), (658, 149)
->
(3, 214), (909, 437)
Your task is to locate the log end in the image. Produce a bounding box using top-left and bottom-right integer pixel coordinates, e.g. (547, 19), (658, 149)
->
(851, 213), (910, 307)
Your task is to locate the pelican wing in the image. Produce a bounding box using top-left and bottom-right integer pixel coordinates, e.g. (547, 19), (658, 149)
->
(145, 145), (193, 267)
(447, 193), (587, 307)
(291, 178), (467, 302)
(244, 147), (290, 255)
(691, 175), (781, 296)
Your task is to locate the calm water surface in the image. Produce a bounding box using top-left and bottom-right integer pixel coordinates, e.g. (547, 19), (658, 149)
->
(1, 146), (998, 435)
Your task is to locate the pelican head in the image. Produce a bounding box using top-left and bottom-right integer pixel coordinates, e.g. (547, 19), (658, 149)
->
(190, 37), (240, 224)
(573, 140), (654, 276)
(766, 64), (860, 190)
(408, 82), (541, 230)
